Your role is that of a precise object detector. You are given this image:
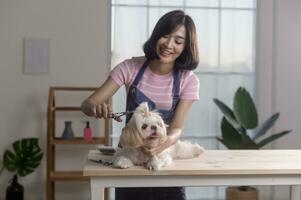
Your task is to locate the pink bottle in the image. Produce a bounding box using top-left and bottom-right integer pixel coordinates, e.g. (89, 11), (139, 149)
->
(84, 121), (92, 140)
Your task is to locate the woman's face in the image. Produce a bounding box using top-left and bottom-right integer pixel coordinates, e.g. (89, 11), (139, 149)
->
(155, 25), (186, 65)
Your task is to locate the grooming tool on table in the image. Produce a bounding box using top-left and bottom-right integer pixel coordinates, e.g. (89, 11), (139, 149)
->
(89, 159), (112, 166)
(97, 145), (116, 155)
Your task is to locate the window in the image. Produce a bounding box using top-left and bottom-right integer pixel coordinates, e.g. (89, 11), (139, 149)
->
(111, 1), (256, 199)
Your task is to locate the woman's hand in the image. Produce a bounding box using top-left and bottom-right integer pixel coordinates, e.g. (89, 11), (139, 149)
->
(81, 77), (121, 119)
(142, 136), (173, 156)
(81, 98), (112, 119)
(143, 128), (182, 156)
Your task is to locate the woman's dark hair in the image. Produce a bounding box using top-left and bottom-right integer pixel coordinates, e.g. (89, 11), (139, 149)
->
(143, 10), (199, 70)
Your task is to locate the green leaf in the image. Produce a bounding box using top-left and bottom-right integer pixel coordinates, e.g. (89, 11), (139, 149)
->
(30, 153), (44, 162)
(3, 138), (43, 177)
(253, 113), (280, 140)
(13, 140), (22, 155)
(233, 87), (258, 129)
(257, 130), (292, 148)
(18, 166), (34, 177)
(3, 150), (18, 172)
(213, 87), (291, 150)
(241, 134), (259, 149)
(216, 137), (231, 149)
(213, 99), (241, 130)
(25, 161), (40, 168)
(220, 117), (242, 149)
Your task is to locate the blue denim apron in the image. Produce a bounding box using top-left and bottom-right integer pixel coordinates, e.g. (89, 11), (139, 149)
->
(115, 60), (186, 200)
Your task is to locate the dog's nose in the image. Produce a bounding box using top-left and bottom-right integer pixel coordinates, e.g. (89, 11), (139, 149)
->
(151, 125), (157, 130)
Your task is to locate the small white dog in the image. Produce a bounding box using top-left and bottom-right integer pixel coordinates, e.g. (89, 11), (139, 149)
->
(112, 102), (204, 170)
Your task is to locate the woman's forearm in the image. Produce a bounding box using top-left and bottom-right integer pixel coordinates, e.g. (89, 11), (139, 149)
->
(167, 128), (182, 146)
(143, 128), (182, 156)
(81, 78), (120, 118)
(166, 100), (194, 146)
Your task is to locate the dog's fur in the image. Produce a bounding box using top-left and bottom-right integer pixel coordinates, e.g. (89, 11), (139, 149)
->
(112, 102), (204, 170)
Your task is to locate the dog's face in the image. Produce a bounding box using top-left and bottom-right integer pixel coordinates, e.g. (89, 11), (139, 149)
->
(134, 102), (166, 141)
(119, 102), (167, 148)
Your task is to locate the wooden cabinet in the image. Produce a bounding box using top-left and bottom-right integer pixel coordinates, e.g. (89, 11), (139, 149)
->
(46, 87), (109, 200)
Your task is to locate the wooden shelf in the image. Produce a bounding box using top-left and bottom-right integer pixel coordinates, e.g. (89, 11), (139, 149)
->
(53, 106), (82, 111)
(52, 137), (105, 145)
(46, 87), (109, 200)
(51, 171), (89, 181)
(51, 87), (97, 91)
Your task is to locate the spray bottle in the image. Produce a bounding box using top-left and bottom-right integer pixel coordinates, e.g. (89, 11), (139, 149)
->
(83, 121), (92, 140)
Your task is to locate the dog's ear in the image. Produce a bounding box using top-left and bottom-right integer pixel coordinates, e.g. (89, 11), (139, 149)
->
(157, 118), (165, 128)
(155, 114), (166, 128)
(119, 125), (144, 148)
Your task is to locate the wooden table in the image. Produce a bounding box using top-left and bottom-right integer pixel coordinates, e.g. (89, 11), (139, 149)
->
(83, 150), (301, 200)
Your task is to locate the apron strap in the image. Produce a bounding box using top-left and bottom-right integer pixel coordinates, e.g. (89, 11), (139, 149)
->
(132, 59), (149, 86)
(126, 59), (180, 123)
(125, 59), (149, 115)
(171, 69), (180, 111)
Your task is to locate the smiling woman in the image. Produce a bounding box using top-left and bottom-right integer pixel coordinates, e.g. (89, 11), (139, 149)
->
(143, 10), (199, 72)
(110, 1), (257, 199)
(153, 26), (186, 72)
(81, 10), (200, 200)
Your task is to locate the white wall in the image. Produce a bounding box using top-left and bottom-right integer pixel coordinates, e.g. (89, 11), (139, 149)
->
(273, 0), (301, 199)
(1, 0), (301, 200)
(257, 0), (301, 199)
(258, 0), (301, 149)
(273, 0), (301, 149)
(0, 0), (110, 199)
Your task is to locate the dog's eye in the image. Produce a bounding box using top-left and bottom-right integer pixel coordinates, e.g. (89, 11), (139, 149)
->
(141, 124), (148, 130)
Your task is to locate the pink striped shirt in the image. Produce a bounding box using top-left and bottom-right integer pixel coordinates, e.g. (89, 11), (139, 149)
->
(110, 56), (199, 110)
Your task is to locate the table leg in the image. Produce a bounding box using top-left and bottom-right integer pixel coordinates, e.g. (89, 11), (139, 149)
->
(91, 185), (105, 200)
(290, 186), (301, 200)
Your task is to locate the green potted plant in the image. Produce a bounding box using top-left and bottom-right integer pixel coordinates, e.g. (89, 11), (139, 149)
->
(213, 87), (291, 200)
(1, 138), (43, 200)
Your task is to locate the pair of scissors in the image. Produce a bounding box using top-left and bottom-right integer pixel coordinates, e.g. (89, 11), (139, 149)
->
(108, 111), (134, 122)
(89, 159), (112, 166)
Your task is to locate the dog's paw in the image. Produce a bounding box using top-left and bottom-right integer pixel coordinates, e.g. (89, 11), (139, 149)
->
(146, 162), (160, 171)
(146, 159), (163, 171)
(193, 144), (204, 156)
(113, 156), (133, 169)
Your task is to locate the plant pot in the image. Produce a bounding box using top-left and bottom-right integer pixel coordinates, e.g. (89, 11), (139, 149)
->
(226, 186), (258, 200)
(6, 175), (24, 200)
